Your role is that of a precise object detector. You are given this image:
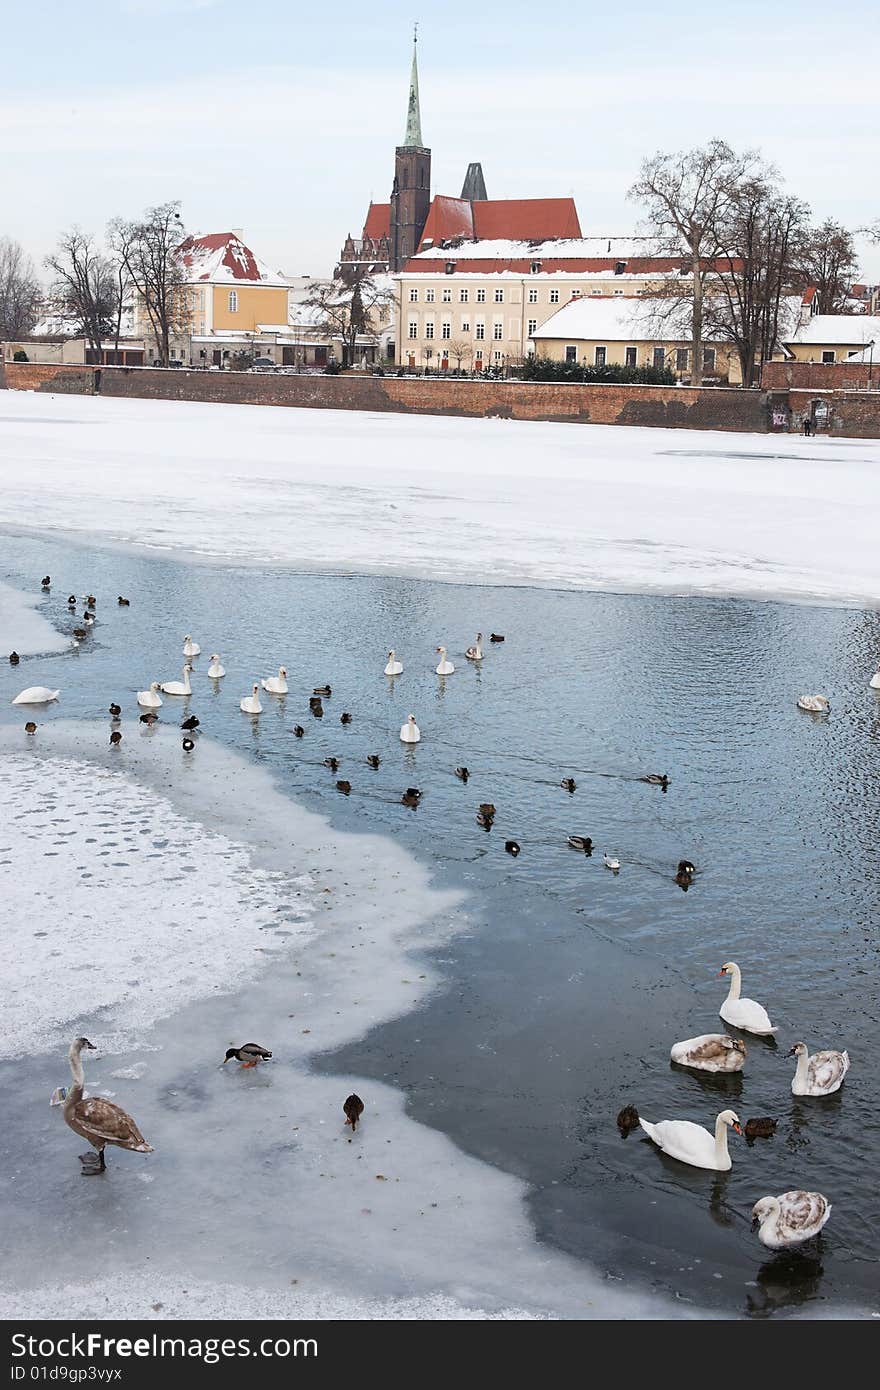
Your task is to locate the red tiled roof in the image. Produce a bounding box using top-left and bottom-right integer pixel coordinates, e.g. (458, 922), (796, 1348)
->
(472, 198), (581, 241)
(362, 202), (391, 239)
(401, 256), (690, 275)
(419, 196), (475, 245)
(802, 286), (818, 304)
(178, 232), (266, 282)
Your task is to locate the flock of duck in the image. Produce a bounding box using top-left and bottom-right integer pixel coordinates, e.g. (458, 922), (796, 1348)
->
(619, 960), (848, 1250)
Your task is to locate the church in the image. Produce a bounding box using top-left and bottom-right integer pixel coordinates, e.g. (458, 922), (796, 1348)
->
(336, 35), (582, 281)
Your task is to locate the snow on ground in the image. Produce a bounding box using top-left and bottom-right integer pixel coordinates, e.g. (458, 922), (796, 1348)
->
(0, 576), (70, 656)
(1, 391), (879, 606)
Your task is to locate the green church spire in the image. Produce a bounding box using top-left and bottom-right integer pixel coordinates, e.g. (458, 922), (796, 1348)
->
(404, 26), (423, 147)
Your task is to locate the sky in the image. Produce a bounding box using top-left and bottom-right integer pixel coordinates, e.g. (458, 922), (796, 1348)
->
(2, 0), (878, 281)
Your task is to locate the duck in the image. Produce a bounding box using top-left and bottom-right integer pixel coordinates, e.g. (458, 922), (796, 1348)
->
(401, 787), (422, 807)
(67, 595), (76, 607)
(641, 773), (670, 788)
(604, 852), (620, 872)
(336, 780), (352, 795)
(454, 766), (469, 782)
(293, 725), (305, 738)
(83, 611), (95, 625)
(340, 711), (353, 725)
(181, 714), (200, 730)
(72, 628), (87, 641)
(797, 694), (830, 713)
(505, 840), (521, 857)
(109, 730), (122, 747)
(476, 809), (494, 829)
(182, 634), (201, 658)
(466, 633), (484, 661)
(677, 860), (696, 877)
(400, 714), (421, 743)
(160, 664), (193, 697)
(50, 1037), (153, 1175)
(207, 654), (226, 679)
(479, 802), (496, 817)
(182, 737), (195, 752)
(568, 835), (593, 854)
(240, 684), (262, 715)
(261, 666), (288, 695)
(366, 754), (380, 768)
(139, 711), (159, 725)
(744, 1117), (777, 1139)
(344, 1094), (365, 1132)
(223, 1043), (272, 1069)
(718, 962), (777, 1035)
(435, 646), (455, 676)
(137, 683), (163, 708)
(323, 757), (340, 772)
(670, 1034), (747, 1073)
(639, 1108), (742, 1172)
(384, 651), (403, 677)
(752, 1192), (831, 1249)
(117, 596), (130, 606)
(309, 697), (324, 717)
(24, 721), (37, 734)
(870, 663), (880, 691)
(313, 685), (332, 698)
(41, 575), (51, 588)
(561, 777), (576, 793)
(617, 1104), (640, 1135)
(490, 633), (505, 643)
(787, 1041), (850, 1097)
(108, 702), (122, 718)
(12, 686), (60, 705)
(85, 595), (96, 608)
(9, 650), (20, 665)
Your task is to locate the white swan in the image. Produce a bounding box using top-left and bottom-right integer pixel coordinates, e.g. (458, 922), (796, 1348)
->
(870, 664), (880, 690)
(604, 852), (620, 871)
(752, 1191), (831, 1249)
(12, 686), (59, 705)
(160, 664), (193, 697)
(670, 1034), (747, 1073)
(797, 694), (829, 712)
(182, 635), (201, 657)
(788, 1041), (850, 1096)
(718, 961), (777, 1035)
(639, 1108), (742, 1172)
(240, 684), (262, 715)
(384, 650), (403, 677)
(465, 633), (484, 661)
(400, 713), (421, 743)
(136, 682), (163, 708)
(207, 654), (226, 679)
(261, 666), (288, 695)
(435, 646), (455, 676)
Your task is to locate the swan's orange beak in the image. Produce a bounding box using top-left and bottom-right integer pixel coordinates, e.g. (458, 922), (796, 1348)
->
(717, 969), (727, 976)
(732, 1122), (743, 1135)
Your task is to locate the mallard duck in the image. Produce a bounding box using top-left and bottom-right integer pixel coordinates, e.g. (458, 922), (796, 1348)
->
(117, 596), (130, 606)
(505, 840), (521, 857)
(787, 1041), (850, 1096)
(465, 633), (484, 661)
(293, 724), (305, 738)
(109, 703), (122, 718)
(24, 721), (37, 734)
(561, 777), (576, 793)
(366, 754), (380, 768)
(489, 633), (505, 643)
(50, 1038), (153, 1175)
(223, 1043), (272, 1068)
(182, 737), (195, 752)
(718, 962), (777, 1035)
(454, 766), (469, 782)
(640, 773), (670, 787)
(744, 1116), (777, 1139)
(340, 712), (353, 725)
(604, 852), (620, 871)
(181, 714), (199, 730)
(336, 779), (352, 795)
(752, 1192), (831, 1249)
(479, 802), (496, 817)
(9, 651), (20, 665)
(73, 628), (87, 641)
(109, 730), (122, 747)
(323, 756), (340, 772)
(41, 575), (51, 588)
(313, 685), (331, 698)
(310, 697), (324, 718)
(617, 1104), (640, 1134)
(670, 1034), (746, 1073)
(139, 711), (158, 725)
(568, 835), (592, 853)
(344, 1094), (364, 1131)
(640, 1109), (742, 1171)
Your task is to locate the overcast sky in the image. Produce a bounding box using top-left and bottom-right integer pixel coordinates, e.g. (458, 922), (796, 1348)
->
(3, 0), (878, 280)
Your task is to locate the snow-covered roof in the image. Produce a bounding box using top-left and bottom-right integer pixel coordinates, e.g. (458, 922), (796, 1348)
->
(531, 295), (699, 343)
(785, 314), (880, 346)
(178, 232), (288, 286)
(410, 235), (670, 262)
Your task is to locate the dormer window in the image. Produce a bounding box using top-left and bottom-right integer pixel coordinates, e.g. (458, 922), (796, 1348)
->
(530, 261), (542, 274)
(614, 261), (626, 276)
(445, 261), (456, 274)
(228, 290), (238, 312)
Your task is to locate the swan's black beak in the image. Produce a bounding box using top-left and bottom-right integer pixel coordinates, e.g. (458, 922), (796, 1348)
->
(751, 1214), (759, 1229)
(785, 1047), (797, 1057)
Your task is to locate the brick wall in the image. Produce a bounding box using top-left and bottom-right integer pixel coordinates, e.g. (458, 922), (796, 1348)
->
(4, 359), (880, 436)
(762, 360), (878, 391)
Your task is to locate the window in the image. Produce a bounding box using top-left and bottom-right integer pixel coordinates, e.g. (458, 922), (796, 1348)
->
(565, 346), (577, 363)
(476, 288), (486, 302)
(625, 346), (637, 367)
(550, 289), (560, 303)
(425, 348), (433, 359)
(442, 321), (451, 339)
(652, 346), (666, 369)
(530, 261), (542, 274)
(527, 319), (537, 336)
(494, 288), (504, 303)
(409, 288), (418, 302)
(442, 287), (452, 302)
(591, 288), (602, 296)
(461, 319), (470, 333)
(613, 288), (624, 296)
(408, 320), (418, 340)
(445, 261), (456, 275)
(475, 322), (485, 340)
(425, 288), (435, 302)
(571, 288), (582, 298)
(460, 288), (469, 303)
(228, 290), (238, 313)
(494, 350), (503, 362)
(528, 287), (538, 304)
(493, 321), (504, 339)
(594, 346), (607, 367)
(614, 261), (626, 276)
(425, 322), (434, 339)
(821, 350), (835, 363)
(676, 348), (689, 372)
(702, 347), (716, 373)
(475, 349), (483, 361)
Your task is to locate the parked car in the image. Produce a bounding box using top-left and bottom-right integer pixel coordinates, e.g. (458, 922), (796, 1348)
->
(250, 357), (276, 372)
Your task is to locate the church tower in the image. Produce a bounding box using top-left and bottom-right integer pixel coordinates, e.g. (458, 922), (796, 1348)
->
(389, 32), (431, 273)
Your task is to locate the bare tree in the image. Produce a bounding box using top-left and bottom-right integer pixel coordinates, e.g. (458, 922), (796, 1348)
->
(798, 219), (858, 314)
(629, 140), (755, 385)
(108, 202), (187, 365)
(0, 237), (42, 340)
(305, 269), (397, 367)
(447, 338), (472, 373)
(45, 229), (118, 359)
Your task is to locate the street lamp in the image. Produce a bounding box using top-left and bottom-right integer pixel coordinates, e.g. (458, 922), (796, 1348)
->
(868, 339), (875, 392)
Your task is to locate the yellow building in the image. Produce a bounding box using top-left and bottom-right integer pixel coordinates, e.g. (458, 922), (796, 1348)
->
(780, 312), (880, 364)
